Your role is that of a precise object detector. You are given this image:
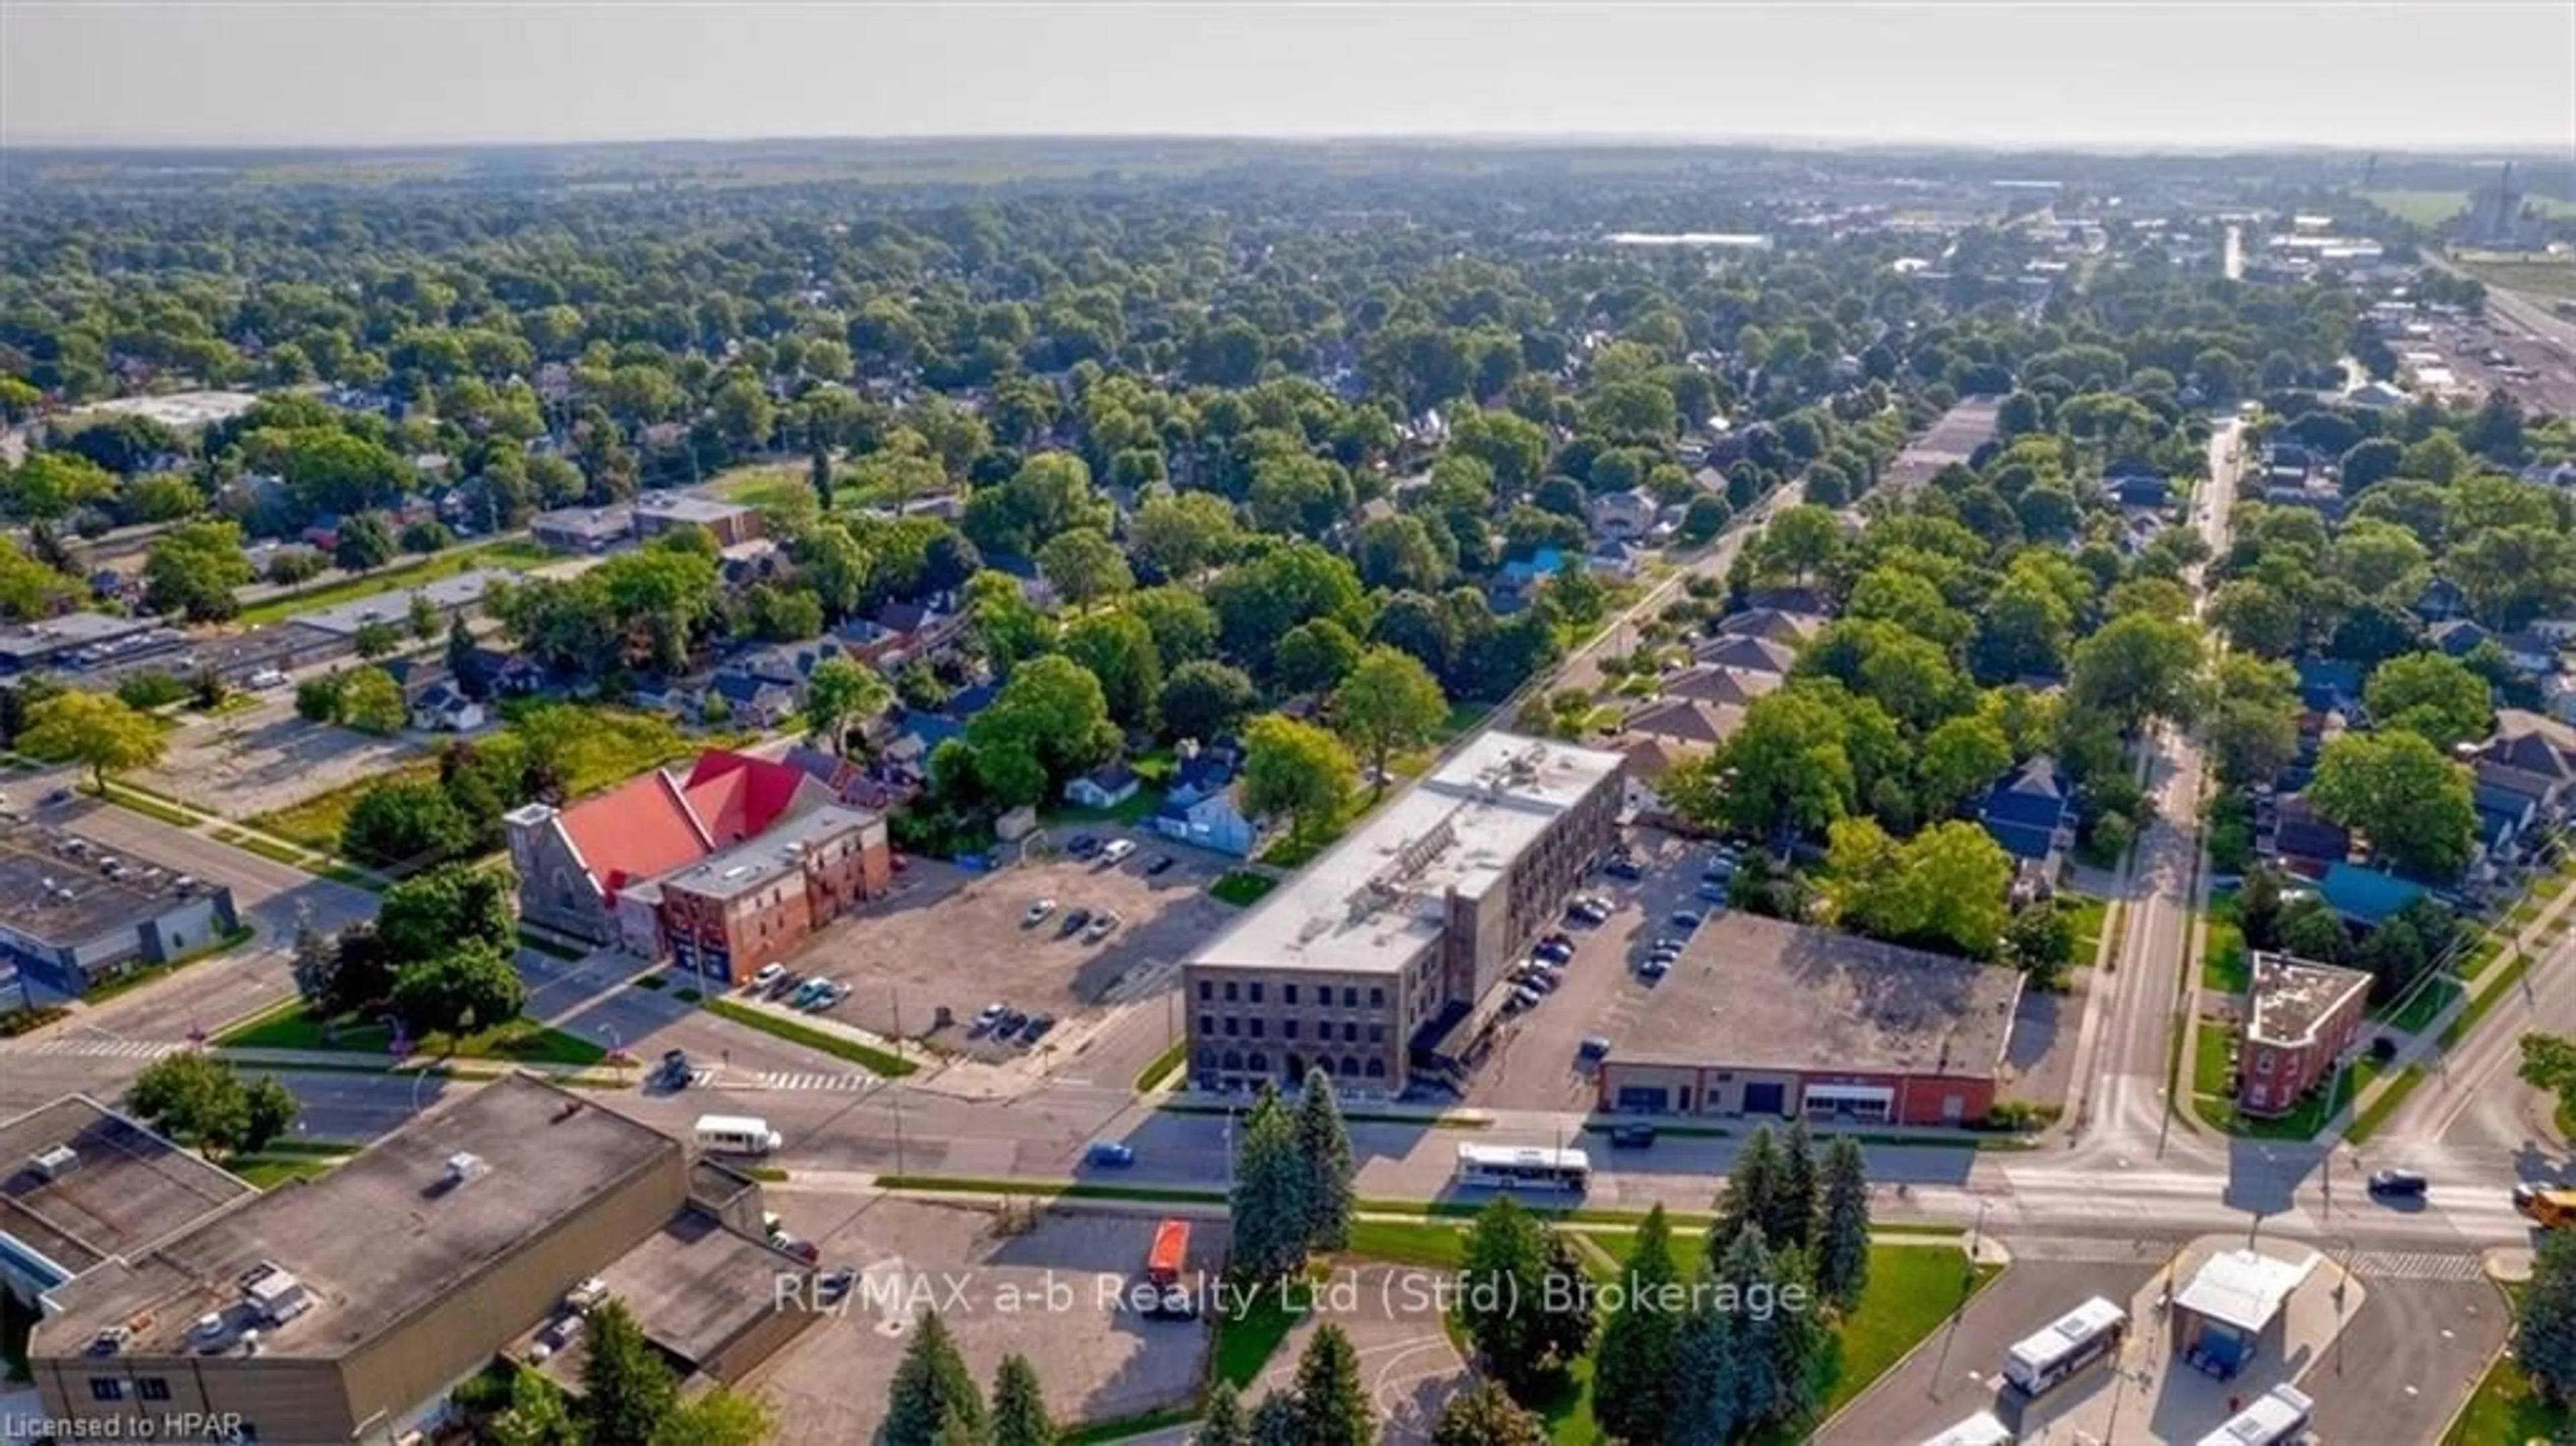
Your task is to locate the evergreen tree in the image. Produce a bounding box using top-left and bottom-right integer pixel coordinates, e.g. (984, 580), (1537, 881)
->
(1535, 1231), (1599, 1379)
(931, 1420), (985, 1446)
(580, 1299), (678, 1446)
(1772, 1118), (1820, 1251)
(811, 440), (836, 512)
(1715, 1225), (1790, 1430)
(649, 1390), (774, 1446)
(989, 1353), (1054, 1446)
(1668, 1278), (1741, 1446)
(1292, 1322), (1378, 1446)
(447, 614), (492, 700)
(488, 1369), (581, 1446)
(1459, 1195), (1589, 1400)
(1814, 1135), (1874, 1312)
(1197, 1383), (1251, 1446)
(288, 902), (334, 1006)
(1591, 1204), (1683, 1445)
(885, 1308), (987, 1446)
(2519, 1229), (2576, 1406)
(1431, 1379), (1548, 1446)
(1232, 1083), (1313, 1282)
(1713, 1126), (1786, 1263)
(1294, 1066), (1357, 1251)
(1248, 1391), (1303, 1446)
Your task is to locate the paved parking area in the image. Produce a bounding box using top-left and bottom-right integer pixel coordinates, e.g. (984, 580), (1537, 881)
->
(1467, 827), (1708, 1111)
(792, 837), (1233, 1063)
(137, 698), (429, 821)
(1817, 1255), (2159, 1446)
(750, 1198), (1212, 1446)
(2306, 1272), (2507, 1445)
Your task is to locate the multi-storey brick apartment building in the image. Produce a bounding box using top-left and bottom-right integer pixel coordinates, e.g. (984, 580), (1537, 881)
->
(1182, 733), (1624, 1098)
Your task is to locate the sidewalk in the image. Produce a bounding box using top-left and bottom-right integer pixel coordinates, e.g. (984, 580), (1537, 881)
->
(2325, 861), (2576, 1137)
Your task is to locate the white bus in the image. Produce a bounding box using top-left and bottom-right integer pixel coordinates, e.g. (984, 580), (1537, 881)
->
(1454, 1143), (1591, 1193)
(2194, 1384), (2314, 1446)
(694, 1114), (783, 1155)
(2002, 1295), (2128, 1396)
(1921, 1411), (2015, 1446)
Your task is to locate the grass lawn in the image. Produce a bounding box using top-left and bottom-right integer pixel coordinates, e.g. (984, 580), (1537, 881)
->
(1258, 828), (1336, 870)
(2346, 1065), (2428, 1146)
(217, 1003), (602, 1066)
(2064, 894), (2111, 966)
(254, 759), (439, 851)
(2445, 952), (2536, 1047)
(1134, 1039), (1188, 1092)
(1045, 786), (1169, 829)
(2192, 1020), (2235, 1097)
(236, 541), (534, 626)
(2462, 258), (2576, 305)
(1210, 870), (1277, 907)
(702, 998), (918, 1076)
(2461, 939), (2506, 981)
(2371, 976), (2461, 1032)
(2192, 1060), (2350, 1141)
(103, 782), (201, 827)
(231, 1156), (336, 1189)
(2361, 190), (2471, 227)
(2444, 1285), (2550, 1445)
(1785, 1247), (2003, 1434)
(2202, 889), (2249, 994)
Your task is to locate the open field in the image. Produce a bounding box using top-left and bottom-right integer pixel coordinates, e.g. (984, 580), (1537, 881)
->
(235, 537), (552, 625)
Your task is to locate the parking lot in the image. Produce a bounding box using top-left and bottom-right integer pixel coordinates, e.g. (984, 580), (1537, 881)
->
(785, 834), (1233, 1064)
(138, 695), (429, 821)
(750, 1197), (1214, 1446)
(1466, 827), (1717, 1112)
(2307, 1271), (2508, 1445)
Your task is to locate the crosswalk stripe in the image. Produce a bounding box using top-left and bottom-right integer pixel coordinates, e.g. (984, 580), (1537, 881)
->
(2344, 1251), (2486, 1282)
(21, 1037), (182, 1060)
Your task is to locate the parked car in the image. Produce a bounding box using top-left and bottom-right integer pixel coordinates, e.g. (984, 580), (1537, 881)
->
(1019, 1013), (1057, 1043)
(1085, 911), (1121, 942)
(747, 963), (786, 992)
(2368, 1168), (2430, 1198)
(766, 970), (804, 1000)
(1577, 1035), (1613, 1061)
(1506, 984), (1544, 1012)
(789, 979), (830, 1009)
(996, 1009), (1028, 1037)
(1060, 907), (1094, 937)
(1609, 1123), (1658, 1149)
(1087, 1140), (1136, 1168)
(1605, 856), (1645, 881)
(1144, 854), (1177, 876)
(248, 668), (288, 690)
(1068, 834), (1101, 858)
(657, 1049), (692, 1088)
(1697, 881), (1732, 903)
(1671, 911), (1705, 931)
(973, 1002), (1008, 1036)
(1639, 958), (1671, 981)
(816, 1267), (857, 1304)
(1534, 939), (1575, 964)
(1102, 839), (1137, 864)
(1024, 898), (1057, 925)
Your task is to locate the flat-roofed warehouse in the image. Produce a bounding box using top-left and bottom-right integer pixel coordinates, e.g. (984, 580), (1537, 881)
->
(1183, 732), (1623, 1097)
(0, 823), (241, 997)
(1593, 913), (2024, 1127)
(0, 1096), (252, 1307)
(30, 1074), (814, 1446)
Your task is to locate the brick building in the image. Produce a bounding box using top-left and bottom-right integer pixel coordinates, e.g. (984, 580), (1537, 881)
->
(1182, 733), (1625, 1097)
(2237, 951), (2372, 1118)
(650, 805), (892, 984)
(1593, 914), (2024, 1127)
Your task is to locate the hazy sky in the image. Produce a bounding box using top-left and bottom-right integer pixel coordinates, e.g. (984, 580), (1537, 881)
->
(5, 1), (2571, 151)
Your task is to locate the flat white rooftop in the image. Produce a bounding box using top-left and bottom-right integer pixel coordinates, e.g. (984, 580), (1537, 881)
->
(1189, 732), (1621, 976)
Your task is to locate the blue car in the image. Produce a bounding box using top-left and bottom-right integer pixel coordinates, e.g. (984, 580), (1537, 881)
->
(1087, 1140), (1137, 1168)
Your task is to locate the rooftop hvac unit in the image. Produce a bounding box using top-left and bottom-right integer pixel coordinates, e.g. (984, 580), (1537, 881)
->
(30, 1143), (78, 1180)
(242, 1267), (311, 1325)
(446, 1151), (489, 1186)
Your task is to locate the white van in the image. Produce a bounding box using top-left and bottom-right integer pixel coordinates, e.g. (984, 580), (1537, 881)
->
(694, 1114), (782, 1155)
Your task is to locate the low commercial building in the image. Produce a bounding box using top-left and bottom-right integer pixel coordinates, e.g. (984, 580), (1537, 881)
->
(0, 1096), (252, 1308)
(0, 613), (164, 676)
(0, 824), (242, 997)
(2237, 951), (2372, 1118)
(529, 504), (637, 553)
(635, 492), (761, 548)
(30, 1074), (813, 1446)
(2169, 1245), (2319, 1378)
(1183, 733), (1625, 1096)
(1592, 914), (2024, 1126)
(292, 568), (517, 639)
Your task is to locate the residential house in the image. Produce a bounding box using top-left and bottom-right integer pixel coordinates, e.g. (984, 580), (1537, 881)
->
(2265, 794), (2351, 878)
(718, 538), (789, 590)
(1661, 664), (1782, 709)
(2317, 862), (2427, 928)
(1692, 633), (1799, 676)
(2262, 440), (2326, 486)
(2111, 472), (2173, 509)
(2413, 577), (2468, 623)
(1978, 756), (2074, 899)
(2430, 618), (2493, 658)
(2473, 783), (2540, 880)
(1586, 539), (1645, 579)
(2522, 461), (2576, 488)
(1715, 608), (1827, 646)
(1588, 488), (1661, 541)
(1617, 735), (1707, 827)
(704, 673), (797, 729)
(1620, 697), (1743, 750)
(407, 680), (485, 733)
(2346, 380), (2410, 409)
(2497, 630), (2561, 678)
(1743, 586), (1829, 615)
(2477, 710), (2576, 818)
(2293, 659), (2365, 722)
(780, 745), (924, 813)
(1065, 761), (1142, 810)
(2546, 672), (2576, 726)
(1493, 547), (1568, 609)
(1152, 780), (1267, 858)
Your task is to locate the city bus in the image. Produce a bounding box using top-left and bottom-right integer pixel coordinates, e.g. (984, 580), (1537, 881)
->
(1921, 1411), (2015, 1446)
(1454, 1143), (1591, 1193)
(2194, 1384), (2314, 1446)
(2001, 1295), (2129, 1396)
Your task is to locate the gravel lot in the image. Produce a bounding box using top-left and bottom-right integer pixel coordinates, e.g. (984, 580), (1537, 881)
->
(140, 697), (431, 821)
